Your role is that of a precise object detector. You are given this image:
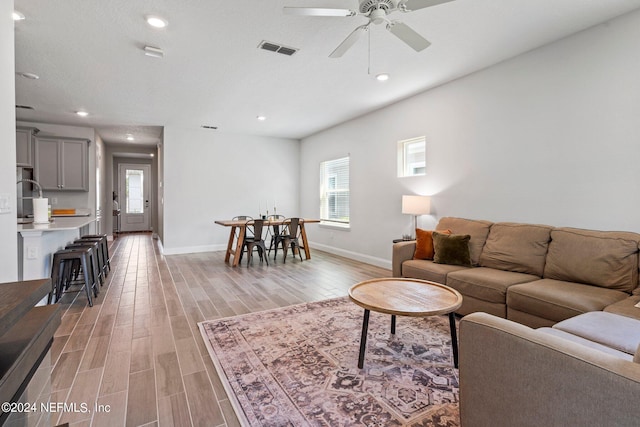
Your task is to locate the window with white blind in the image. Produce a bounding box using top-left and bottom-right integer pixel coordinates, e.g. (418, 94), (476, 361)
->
(320, 156), (350, 227)
(397, 136), (426, 177)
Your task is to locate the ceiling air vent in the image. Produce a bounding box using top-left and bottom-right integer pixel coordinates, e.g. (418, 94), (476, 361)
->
(16, 105), (34, 110)
(258, 40), (298, 56)
(201, 125), (218, 130)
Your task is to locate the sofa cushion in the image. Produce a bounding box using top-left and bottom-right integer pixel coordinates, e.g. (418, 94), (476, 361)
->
(433, 232), (471, 266)
(436, 217), (493, 266)
(538, 327), (634, 361)
(401, 259), (470, 284)
(552, 311), (640, 355)
(479, 222), (552, 276)
(413, 228), (451, 260)
(543, 228), (640, 293)
(447, 267), (539, 304)
(603, 295), (640, 321)
(507, 279), (629, 323)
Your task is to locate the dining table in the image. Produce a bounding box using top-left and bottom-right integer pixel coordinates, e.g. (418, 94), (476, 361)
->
(215, 218), (320, 267)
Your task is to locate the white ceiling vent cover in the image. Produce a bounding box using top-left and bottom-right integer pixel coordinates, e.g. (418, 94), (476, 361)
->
(258, 40), (298, 56)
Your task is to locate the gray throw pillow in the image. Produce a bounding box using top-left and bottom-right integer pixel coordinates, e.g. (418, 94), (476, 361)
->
(433, 231), (472, 266)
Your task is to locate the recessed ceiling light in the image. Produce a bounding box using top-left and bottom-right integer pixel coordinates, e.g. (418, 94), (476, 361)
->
(76, 111), (89, 117)
(149, 153), (155, 158)
(146, 15), (168, 28)
(376, 73), (390, 81)
(13, 11), (25, 21)
(17, 72), (39, 80)
(257, 115), (267, 121)
(126, 135), (135, 141)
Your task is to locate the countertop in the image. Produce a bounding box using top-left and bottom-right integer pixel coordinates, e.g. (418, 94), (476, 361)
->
(17, 216), (96, 232)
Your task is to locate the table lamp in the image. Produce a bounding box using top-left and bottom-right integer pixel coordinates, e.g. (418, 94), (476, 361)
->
(402, 195), (431, 238)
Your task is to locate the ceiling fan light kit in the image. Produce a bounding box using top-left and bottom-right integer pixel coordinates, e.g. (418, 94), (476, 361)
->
(284, 0), (454, 57)
(144, 46), (164, 58)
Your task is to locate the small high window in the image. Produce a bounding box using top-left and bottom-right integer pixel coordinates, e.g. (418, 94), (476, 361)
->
(397, 137), (426, 177)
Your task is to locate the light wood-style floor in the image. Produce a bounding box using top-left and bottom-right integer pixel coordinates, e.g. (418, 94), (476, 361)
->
(50, 232), (390, 426)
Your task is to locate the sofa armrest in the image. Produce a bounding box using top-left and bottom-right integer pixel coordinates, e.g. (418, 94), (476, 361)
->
(392, 241), (416, 277)
(459, 312), (640, 427)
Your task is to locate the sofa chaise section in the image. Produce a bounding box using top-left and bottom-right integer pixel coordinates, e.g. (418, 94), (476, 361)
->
(459, 312), (640, 427)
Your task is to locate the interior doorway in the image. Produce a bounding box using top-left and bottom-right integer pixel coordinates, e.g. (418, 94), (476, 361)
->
(118, 163), (152, 232)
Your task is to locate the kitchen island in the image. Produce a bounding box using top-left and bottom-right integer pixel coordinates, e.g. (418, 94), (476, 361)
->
(17, 216), (96, 282)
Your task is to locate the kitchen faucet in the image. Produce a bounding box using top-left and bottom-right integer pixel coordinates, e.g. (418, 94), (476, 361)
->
(17, 178), (43, 198)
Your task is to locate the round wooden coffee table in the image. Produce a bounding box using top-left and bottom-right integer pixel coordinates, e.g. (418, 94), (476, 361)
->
(348, 278), (463, 369)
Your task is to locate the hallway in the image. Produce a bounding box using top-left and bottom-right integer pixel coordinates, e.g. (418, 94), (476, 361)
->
(50, 233), (390, 426)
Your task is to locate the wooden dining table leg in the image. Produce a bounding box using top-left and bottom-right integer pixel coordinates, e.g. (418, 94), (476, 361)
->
(231, 226), (246, 267)
(224, 226), (237, 264)
(300, 223), (312, 260)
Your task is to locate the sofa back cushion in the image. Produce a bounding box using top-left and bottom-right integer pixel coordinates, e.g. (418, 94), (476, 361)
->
(437, 217), (493, 266)
(543, 228), (640, 293)
(479, 222), (552, 276)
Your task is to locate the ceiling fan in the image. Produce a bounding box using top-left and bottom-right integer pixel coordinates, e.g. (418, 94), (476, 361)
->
(284, 0), (455, 58)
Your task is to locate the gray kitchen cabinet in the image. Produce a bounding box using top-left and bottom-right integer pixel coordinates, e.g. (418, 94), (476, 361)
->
(34, 136), (89, 191)
(16, 127), (39, 167)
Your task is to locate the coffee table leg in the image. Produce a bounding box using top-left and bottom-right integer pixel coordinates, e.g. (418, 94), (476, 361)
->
(391, 314), (396, 335)
(358, 309), (370, 369)
(449, 312), (459, 368)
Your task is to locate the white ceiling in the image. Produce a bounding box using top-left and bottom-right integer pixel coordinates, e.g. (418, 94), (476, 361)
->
(13, 0), (640, 145)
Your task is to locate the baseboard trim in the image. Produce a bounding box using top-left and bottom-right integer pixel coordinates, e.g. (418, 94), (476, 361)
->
(160, 243), (227, 255)
(309, 241), (391, 270)
(156, 240), (390, 269)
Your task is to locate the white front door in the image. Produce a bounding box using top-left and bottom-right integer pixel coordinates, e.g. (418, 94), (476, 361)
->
(118, 163), (151, 232)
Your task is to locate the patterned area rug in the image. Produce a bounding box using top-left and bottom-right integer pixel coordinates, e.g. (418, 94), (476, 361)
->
(198, 296), (459, 426)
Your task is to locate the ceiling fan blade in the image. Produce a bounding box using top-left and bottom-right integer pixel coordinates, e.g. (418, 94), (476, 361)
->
(329, 25), (368, 58)
(387, 21), (431, 52)
(401, 0), (455, 12)
(283, 7), (356, 17)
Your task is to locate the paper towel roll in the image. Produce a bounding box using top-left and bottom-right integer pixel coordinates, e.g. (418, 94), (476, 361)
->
(33, 198), (49, 224)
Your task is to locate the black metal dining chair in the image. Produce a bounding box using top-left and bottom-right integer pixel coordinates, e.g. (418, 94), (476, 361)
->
(241, 219), (269, 266)
(266, 214), (285, 256)
(272, 217), (303, 263)
(232, 215), (253, 258)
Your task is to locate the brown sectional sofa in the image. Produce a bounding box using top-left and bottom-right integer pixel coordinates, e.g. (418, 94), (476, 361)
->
(392, 217), (640, 327)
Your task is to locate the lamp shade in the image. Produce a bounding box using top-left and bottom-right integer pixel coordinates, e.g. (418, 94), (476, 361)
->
(402, 195), (431, 215)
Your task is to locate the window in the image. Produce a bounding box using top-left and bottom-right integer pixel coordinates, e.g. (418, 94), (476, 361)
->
(320, 156), (349, 226)
(125, 169), (144, 214)
(397, 136), (426, 177)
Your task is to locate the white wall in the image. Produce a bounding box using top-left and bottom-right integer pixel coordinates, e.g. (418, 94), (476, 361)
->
(162, 127), (299, 254)
(95, 132), (106, 234)
(301, 9), (640, 268)
(0, 0), (18, 282)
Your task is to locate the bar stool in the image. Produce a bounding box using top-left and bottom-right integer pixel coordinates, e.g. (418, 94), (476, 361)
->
(78, 234), (110, 275)
(49, 247), (98, 306)
(67, 241), (103, 288)
(64, 242), (101, 298)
